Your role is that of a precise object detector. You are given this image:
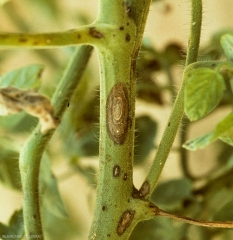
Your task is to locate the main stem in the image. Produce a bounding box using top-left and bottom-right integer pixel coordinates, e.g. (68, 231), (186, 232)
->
(88, 0), (152, 239)
(88, 22), (137, 240)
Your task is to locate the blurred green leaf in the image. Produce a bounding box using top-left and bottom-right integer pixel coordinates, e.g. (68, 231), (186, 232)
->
(0, 209), (24, 240)
(163, 43), (182, 66)
(130, 217), (186, 240)
(0, 112), (37, 133)
(151, 178), (192, 210)
(76, 126), (99, 157)
(136, 80), (164, 104)
(221, 34), (233, 62)
(40, 154), (68, 218)
(213, 201), (233, 221)
(0, 148), (21, 190)
(185, 68), (225, 121)
(0, 64), (43, 89)
(134, 115), (157, 165)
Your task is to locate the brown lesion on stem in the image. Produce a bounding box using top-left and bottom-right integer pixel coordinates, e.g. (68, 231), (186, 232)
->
(117, 210), (135, 235)
(89, 27), (104, 39)
(106, 82), (129, 144)
(132, 181), (150, 199)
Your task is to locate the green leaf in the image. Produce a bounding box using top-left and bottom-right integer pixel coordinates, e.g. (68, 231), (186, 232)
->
(183, 132), (215, 151)
(183, 112), (233, 150)
(0, 209), (24, 239)
(214, 111), (233, 146)
(151, 178), (192, 210)
(40, 154), (68, 218)
(0, 148), (21, 190)
(221, 34), (233, 62)
(184, 68), (225, 121)
(0, 64), (44, 89)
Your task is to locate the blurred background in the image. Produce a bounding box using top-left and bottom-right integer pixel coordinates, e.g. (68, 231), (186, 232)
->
(0, 0), (233, 239)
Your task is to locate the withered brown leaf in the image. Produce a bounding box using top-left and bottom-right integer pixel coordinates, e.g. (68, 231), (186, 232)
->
(0, 87), (58, 134)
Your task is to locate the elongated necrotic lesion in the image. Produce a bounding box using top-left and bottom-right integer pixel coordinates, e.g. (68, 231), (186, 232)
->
(106, 82), (129, 144)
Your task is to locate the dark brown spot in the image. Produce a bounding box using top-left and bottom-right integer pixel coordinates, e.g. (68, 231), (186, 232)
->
(19, 38), (28, 43)
(113, 165), (121, 177)
(132, 186), (141, 199)
(107, 234), (111, 238)
(77, 34), (81, 39)
(33, 214), (36, 219)
(106, 83), (129, 144)
(168, 122), (171, 127)
(125, 34), (130, 42)
(89, 27), (104, 38)
(67, 103), (70, 107)
(102, 206), (106, 211)
(119, 26), (124, 30)
(117, 211), (135, 235)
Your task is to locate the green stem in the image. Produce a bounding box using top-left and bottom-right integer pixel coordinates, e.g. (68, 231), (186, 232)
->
(88, 1), (152, 239)
(0, 24), (117, 49)
(140, 0), (202, 198)
(19, 45), (92, 239)
(180, 0), (203, 179)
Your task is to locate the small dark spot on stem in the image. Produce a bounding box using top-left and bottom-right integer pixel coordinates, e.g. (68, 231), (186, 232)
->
(123, 173), (127, 181)
(77, 34), (81, 39)
(107, 234), (111, 238)
(89, 27), (104, 38)
(119, 26), (124, 30)
(211, 63), (216, 67)
(19, 38), (28, 43)
(132, 186), (141, 198)
(67, 103), (70, 107)
(125, 34), (130, 42)
(127, 22), (129, 26)
(102, 206), (106, 211)
(33, 214), (37, 219)
(168, 122), (171, 127)
(113, 165), (121, 177)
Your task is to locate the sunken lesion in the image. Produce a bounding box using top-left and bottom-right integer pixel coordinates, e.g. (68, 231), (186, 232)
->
(106, 82), (129, 145)
(117, 210), (135, 235)
(89, 27), (104, 39)
(132, 181), (150, 199)
(113, 165), (121, 177)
